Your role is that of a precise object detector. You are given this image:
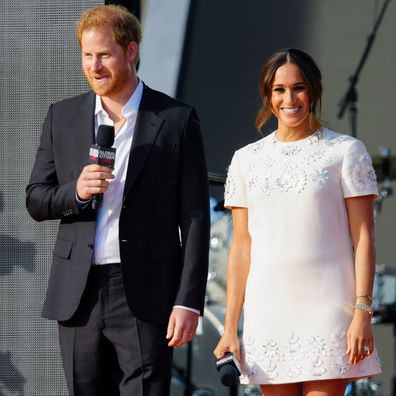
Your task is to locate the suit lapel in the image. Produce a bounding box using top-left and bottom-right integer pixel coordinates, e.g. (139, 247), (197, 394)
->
(123, 85), (163, 198)
(73, 92), (96, 172)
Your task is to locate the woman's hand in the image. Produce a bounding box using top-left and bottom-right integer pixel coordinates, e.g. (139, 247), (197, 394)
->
(346, 309), (374, 364)
(214, 332), (241, 361)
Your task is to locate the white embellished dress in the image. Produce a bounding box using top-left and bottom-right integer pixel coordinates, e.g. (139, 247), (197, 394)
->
(224, 128), (382, 384)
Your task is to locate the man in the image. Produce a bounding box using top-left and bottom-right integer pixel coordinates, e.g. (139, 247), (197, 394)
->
(26, 5), (210, 396)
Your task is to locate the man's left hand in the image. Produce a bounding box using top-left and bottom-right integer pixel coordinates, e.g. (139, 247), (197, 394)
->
(166, 307), (199, 347)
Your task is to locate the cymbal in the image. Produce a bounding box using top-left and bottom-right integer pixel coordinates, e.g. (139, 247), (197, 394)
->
(372, 155), (396, 181)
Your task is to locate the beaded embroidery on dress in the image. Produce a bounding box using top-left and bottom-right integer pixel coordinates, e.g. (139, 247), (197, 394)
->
(224, 128), (381, 384)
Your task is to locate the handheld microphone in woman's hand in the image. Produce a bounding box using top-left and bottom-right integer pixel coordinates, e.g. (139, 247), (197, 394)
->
(215, 352), (241, 387)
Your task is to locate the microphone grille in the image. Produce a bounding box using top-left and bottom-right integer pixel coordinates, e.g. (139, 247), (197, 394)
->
(97, 125), (115, 147)
(220, 365), (239, 386)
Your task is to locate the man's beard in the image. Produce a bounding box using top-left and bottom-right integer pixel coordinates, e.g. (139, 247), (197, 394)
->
(85, 67), (130, 97)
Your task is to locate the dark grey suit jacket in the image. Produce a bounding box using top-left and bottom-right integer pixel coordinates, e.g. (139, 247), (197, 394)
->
(26, 84), (210, 324)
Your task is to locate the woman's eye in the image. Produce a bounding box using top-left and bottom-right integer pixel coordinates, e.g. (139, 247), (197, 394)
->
(273, 87), (284, 92)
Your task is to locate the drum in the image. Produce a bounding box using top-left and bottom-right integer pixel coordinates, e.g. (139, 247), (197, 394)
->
(207, 211), (233, 291)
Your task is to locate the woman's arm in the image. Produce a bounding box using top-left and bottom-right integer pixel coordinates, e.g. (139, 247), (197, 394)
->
(345, 195), (376, 364)
(214, 207), (251, 360)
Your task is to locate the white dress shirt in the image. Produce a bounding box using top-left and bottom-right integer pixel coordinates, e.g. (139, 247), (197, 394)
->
(89, 80), (199, 315)
(93, 80), (143, 265)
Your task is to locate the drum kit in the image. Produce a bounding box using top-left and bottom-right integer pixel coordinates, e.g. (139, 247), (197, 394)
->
(171, 152), (396, 396)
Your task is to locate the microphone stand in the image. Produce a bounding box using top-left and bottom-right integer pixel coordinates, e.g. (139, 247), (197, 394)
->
(184, 341), (193, 396)
(337, 0), (391, 137)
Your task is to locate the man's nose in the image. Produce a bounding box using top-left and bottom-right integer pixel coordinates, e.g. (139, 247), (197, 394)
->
(91, 57), (102, 71)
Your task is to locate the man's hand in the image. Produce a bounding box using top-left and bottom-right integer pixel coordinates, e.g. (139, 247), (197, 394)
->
(166, 307), (199, 347)
(76, 164), (114, 201)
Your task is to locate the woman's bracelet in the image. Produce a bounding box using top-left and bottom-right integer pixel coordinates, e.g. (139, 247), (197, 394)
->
(355, 302), (373, 316)
(356, 294), (373, 303)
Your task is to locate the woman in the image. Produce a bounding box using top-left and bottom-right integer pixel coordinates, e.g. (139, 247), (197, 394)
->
(214, 48), (381, 396)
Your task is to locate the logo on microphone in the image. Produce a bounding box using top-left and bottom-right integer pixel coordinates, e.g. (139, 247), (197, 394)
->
(89, 146), (116, 168)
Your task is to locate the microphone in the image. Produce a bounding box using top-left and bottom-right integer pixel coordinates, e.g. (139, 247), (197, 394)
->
(89, 125), (116, 210)
(215, 352), (241, 387)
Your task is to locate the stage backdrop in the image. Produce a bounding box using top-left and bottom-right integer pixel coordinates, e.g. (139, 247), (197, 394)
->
(2, 1), (396, 395)
(0, 1), (101, 395)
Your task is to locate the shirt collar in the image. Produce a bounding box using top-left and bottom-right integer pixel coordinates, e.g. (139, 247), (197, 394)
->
(94, 79), (144, 118)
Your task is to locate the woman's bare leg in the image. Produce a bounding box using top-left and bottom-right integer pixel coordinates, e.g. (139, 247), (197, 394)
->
(304, 379), (349, 396)
(261, 382), (303, 396)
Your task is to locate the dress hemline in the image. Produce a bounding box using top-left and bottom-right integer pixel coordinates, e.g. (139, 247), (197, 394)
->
(240, 368), (382, 385)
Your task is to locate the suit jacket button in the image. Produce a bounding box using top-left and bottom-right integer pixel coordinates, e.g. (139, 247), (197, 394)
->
(88, 243), (94, 249)
(121, 239), (128, 243)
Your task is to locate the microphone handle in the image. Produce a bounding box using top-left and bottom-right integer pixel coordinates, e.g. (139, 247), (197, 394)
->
(91, 193), (102, 210)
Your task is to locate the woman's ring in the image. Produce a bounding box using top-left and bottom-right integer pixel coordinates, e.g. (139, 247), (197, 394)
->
(363, 345), (370, 352)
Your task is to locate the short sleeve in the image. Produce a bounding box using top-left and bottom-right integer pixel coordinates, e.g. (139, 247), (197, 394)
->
(341, 139), (378, 198)
(224, 150), (248, 208)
